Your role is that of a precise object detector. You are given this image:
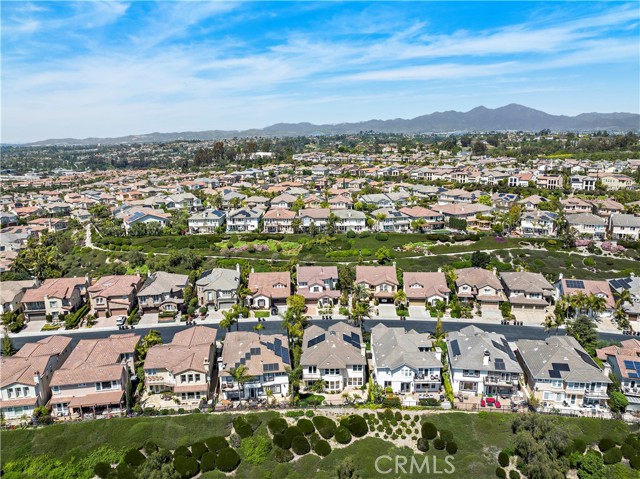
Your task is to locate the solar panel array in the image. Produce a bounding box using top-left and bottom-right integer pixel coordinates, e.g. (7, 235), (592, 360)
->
(494, 358), (506, 371)
(263, 363), (279, 372)
(450, 340), (461, 357)
(551, 363), (570, 372)
(549, 370), (562, 379)
(610, 277), (632, 291)
(565, 280), (585, 289)
(343, 332), (361, 349)
(624, 360), (640, 378)
(307, 333), (326, 348)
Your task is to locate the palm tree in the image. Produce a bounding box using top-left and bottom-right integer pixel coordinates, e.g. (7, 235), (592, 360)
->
(253, 323), (264, 336)
(586, 294), (607, 321)
(229, 365), (253, 406)
(352, 283), (370, 304)
(616, 289), (632, 309)
(614, 307), (631, 331)
(219, 309), (237, 332)
(393, 290), (407, 307)
(411, 218), (426, 232)
(285, 365), (302, 405)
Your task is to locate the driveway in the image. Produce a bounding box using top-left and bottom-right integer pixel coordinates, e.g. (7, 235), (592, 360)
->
(480, 306), (502, 321)
(512, 309), (546, 326)
(376, 303), (398, 319)
(409, 306), (430, 319)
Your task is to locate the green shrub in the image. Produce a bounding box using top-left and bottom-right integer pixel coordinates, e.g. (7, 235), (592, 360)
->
(190, 442), (207, 460)
(421, 422), (438, 440)
(631, 455), (640, 470)
(113, 462), (135, 479)
(446, 441), (458, 455)
(335, 426), (352, 444)
(439, 430), (453, 442)
(285, 410), (304, 418)
(268, 417), (288, 435)
(498, 451), (510, 467)
(123, 449), (146, 468)
(312, 416), (337, 439)
(345, 415), (368, 437)
(599, 437), (616, 452)
(604, 447), (623, 465)
(572, 438), (588, 454)
(297, 418), (315, 435)
(93, 462), (112, 479)
(205, 436), (228, 452)
(142, 441), (158, 455)
(273, 447), (294, 463)
(173, 455), (199, 478)
(496, 467), (507, 479)
(314, 439), (331, 457)
(508, 470), (520, 479)
(233, 416), (253, 438)
(347, 230), (356, 238)
(244, 413), (262, 431)
(241, 435), (272, 465)
(174, 445), (191, 458)
(621, 443), (636, 459)
(291, 435), (311, 455)
(216, 447), (241, 472)
(417, 438), (430, 452)
(433, 438), (445, 450)
(305, 410), (315, 417)
(375, 233), (389, 241)
(273, 433), (292, 449)
(200, 451), (217, 472)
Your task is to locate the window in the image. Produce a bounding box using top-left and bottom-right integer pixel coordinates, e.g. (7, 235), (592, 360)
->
(308, 366), (317, 374)
(323, 368), (340, 375)
(7, 388), (13, 398)
(194, 374), (201, 382)
(49, 300), (57, 308)
(551, 380), (563, 389)
(78, 383), (86, 388)
(264, 373), (274, 382)
(52, 386), (60, 394)
(95, 381), (113, 391)
(352, 365), (363, 372)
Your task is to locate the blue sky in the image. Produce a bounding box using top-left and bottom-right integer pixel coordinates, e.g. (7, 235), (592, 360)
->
(2, 1), (639, 143)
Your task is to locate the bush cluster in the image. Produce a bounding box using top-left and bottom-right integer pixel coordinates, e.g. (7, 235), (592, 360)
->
(314, 439), (332, 457)
(335, 426), (352, 444)
(313, 416), (337, 439)
(421, 422), (438, 440)
(205, 436), (228, 452)
(268, 417), (288, 435)
(173, 455), (199, 478)
(297, 418), (315, 435)
(233, 416), (254, 438)
(200, 451), (217, 472)
(291, 435), (311, 455)
(216, 447), (241, 472)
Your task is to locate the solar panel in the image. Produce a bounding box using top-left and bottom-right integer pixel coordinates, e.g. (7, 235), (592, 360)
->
(308, 334), (325, 348)
(624, 360), (635, 369)
(494, 358), (506, 371)
(450, 340), (461, 357)
(552, 363), (570, 372)
(633, 362), (640, 371)
(281, 348), (290, 364)
(266, 342), (274, 351)
(629, 372), (639, 378)
(549, 370), (562, 378)
(566, 280), (585, 289)
(250, 347), (261, 356)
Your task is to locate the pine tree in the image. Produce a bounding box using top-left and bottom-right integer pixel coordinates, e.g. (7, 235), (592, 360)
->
(2, 333), (15, 356)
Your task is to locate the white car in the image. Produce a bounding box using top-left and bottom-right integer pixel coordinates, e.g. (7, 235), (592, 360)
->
(114, 315), (127, 326)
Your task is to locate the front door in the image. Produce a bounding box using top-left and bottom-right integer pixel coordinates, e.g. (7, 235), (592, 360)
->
(401, 383), (411, 393)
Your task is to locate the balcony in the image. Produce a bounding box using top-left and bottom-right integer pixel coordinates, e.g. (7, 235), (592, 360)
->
(584, 389), (609, 400)
(146, 376), (176, 387)
(484, 376), (518, 386)
(415, 373), (440, 382)
(623, 387), (640, 397)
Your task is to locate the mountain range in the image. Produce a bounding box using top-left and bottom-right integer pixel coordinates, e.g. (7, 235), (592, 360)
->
(24, 104), (640, 146)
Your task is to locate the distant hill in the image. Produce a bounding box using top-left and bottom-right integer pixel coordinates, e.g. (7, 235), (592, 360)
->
(24, 104), (640, 146)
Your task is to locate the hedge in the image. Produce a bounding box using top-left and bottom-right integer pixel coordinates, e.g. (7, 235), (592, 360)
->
(268, 417), (288, 435)
(439, 430), (454, 442)
(174, 445), (191, 458)
(496, 467), (507, 479)
(216, 447), (241, 472)
(421, 422), (438, 440)
(433, 438), (446, 450)
(631, 455), (640, 470)
(498, 451), (509, 468)
(291, 435), (311, 456)
(621, 443), (636, 459)
(297, 418), (315, 435)
(274, 433), (292, 449)
(205, 436), (228, 453)
(335, 426), (352, 444)
(123, 449), (146, 468)
(244, 413), (262, 431)
(345, 415), (368, 437)
(571, 438), (588, 455)
(200, 451), (217, 472)
(173, 455), (199, 478)
(273, 447), (294, 463)
(312, 416), (337, 439)
(599, 437), (616, 452)
(417, 438), (430, 452)
(93, 462), (112, 479)
(603, 447), (623, 465)
(143, 441), (159, 455)
(314, 439), (331, 457)
(191, 442), (207, 460)
(233, 416), (254, 438)
(446, 441), (458, 455)
(509, 471), (521, 479)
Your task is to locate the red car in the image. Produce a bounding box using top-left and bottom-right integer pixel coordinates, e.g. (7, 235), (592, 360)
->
(495, 400), (502, 408)
(480, 399), (486, 407)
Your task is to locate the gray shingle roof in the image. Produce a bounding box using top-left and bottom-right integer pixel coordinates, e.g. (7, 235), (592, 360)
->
(447, 325), (521, 373)
(371, 324), (441, 370)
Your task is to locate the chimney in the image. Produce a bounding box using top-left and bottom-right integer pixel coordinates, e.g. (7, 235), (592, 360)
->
(438, 267), (442, 273)
(251, 267), (255, 274)
(483, 349), (490, 366)
(434, 346), (442, 362)
(492, 267), (497, 276)
(33, 371), (41, 385)
(558, 273), (564, 280)
(236, 263), (240, 273)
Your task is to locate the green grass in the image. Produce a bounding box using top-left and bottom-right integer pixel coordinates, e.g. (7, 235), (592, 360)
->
(254, 311), (270, 318)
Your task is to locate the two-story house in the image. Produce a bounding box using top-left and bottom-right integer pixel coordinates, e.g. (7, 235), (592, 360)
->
(403, 271), (450, 307)
(447, 325), (522, 397)
(609, 273), (640, 322)
(0, 336), (72, 420)
(298, 208), (331, 232)
(144, 326), (217, 408)
(566, 213), (607, 240)
(455, 267), (506, 312)
(597, 339), (640, 411)
(218, 332), (290, 401)
(49, 333), (140, 417)
(517, 336), (611, 411)
(355, 265), (398, 303)
(188, 209), (226, 234)
(519, 210), (557, 237)
(610, 214), (640, 241)
(0, 279), (38, 314)
(88, 274), (144, 318)
(300, 322), (366, 392)
(137, 271), (188, 315)
(297, 266), (341, 309)
(500, 272), (554, 313)
(399, 206), (445, 231)
(196, 267), (241, 311)
(263, 208), (296, 234)
(247, 271), (291, 310)
(555, 276), (615, 320)
(371, 208), (411, 232)
(371, 323), (442, 395)
(333, 209), (367, 232)
(226, 208), (263, 233)
(21, 276), (89, 321)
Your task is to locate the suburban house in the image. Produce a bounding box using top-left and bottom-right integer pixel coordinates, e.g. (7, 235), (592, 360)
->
(167, 192), (202, 211)
(300, 322), (366, 392)
(298, 208), (331, 231)
(226, 208), (263, 233)
(519, 211), (557, 237)
(447, 325), (522, 397)
(430, 203), (494, 230)
(0, 279), (38, 314)
(372, 208), (411, 232)
(137, 271), (189, 315)
(517, 336), (611, 411)
(328, 195), (354, 210)
(455, 267), (506, 312)
(399, 206), (445, 231)
(263, 208), (296, 233)
(610, 214), (640, 241)
(296, 266), (341, 309)
(403, 271), (450, 306)
(561, 197), (593, 214)
(0, 336), (72, 421)
(518, 194), (547, 211)
(270, 193), (298, 209)
(609, 274), (640, 322)
(370, 323), (442, 395)
(144, 326), (217, 408)
(597, 339), (640, 411)
(500, 272), (554, 312)
(247, 271), (291, 310)
(49, 333), (140, 417)
(566, 213), (607, 239)
(188, 209), (226, 234)
(570, 175), (597, 191)
(555, 276), (615, 320)
(88, 274), (144, 318)
(21, 276), (89, 321)
(121, 207), (171, 234)
(195, 267), (241, 310)
(355, 265), (399, 303)
(333, 209), (367, 232)
(218, 332), (290, 401)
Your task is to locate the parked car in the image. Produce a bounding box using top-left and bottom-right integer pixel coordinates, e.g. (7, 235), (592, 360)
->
(114, 315), (127, 326)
